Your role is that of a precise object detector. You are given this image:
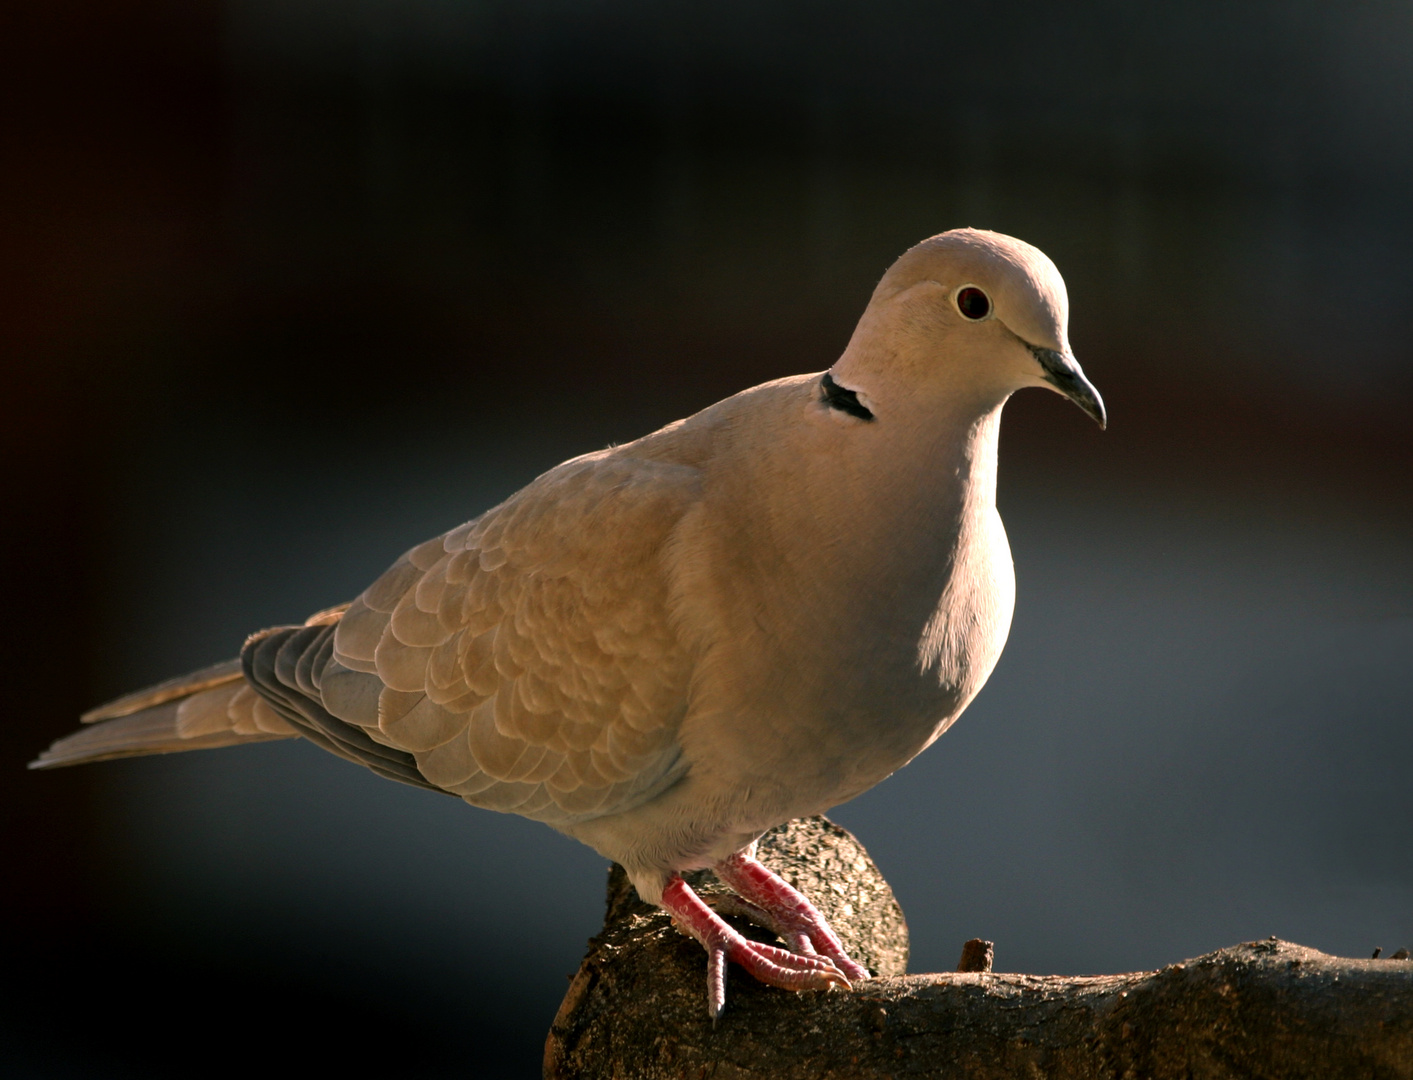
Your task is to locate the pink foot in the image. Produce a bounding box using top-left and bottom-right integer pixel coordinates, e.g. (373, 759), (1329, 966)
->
(714, 850), (872, 983)
(660, 875), (851, 1019)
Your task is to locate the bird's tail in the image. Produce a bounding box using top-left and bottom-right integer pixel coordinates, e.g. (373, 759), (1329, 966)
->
(30, 658), (299, 769)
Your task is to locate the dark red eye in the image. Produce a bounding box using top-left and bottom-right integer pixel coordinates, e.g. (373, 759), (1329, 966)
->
(955, 286), (991, 320)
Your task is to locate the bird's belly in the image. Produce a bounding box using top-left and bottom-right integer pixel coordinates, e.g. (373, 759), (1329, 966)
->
(748, 512), (1015, 819)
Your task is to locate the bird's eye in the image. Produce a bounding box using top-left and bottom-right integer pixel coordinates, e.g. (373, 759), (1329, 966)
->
(955, 286), (991, 321)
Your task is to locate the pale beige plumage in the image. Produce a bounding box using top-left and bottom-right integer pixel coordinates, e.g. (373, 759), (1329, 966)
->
(325, 454), (696, 823)
(34, 228), (1104, 1016)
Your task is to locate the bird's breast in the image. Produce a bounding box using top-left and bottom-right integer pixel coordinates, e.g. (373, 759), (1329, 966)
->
(915, 505), (1016, 718)
(675, 500), (1015, 827)
(829, 502), (1016, 791)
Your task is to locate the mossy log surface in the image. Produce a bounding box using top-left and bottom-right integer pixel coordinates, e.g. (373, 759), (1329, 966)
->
(545, 816), (1413, 1079)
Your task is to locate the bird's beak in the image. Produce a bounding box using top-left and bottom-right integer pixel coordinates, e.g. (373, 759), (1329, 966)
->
(1029, 346), (1106, 429)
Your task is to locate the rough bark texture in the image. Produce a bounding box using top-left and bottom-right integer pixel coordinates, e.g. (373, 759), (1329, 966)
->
(545, 816), (1413, 1080)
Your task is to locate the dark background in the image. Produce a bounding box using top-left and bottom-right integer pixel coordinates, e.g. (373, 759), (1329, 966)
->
(4, 2), (1411, 1076)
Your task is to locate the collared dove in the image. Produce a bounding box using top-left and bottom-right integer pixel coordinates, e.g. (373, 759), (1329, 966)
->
(34, 228), (1104, 1018)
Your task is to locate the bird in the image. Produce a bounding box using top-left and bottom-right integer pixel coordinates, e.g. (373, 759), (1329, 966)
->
(34, 228), (1105, 1019)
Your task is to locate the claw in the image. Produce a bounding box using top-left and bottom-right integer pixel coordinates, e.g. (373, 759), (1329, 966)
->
(707, 945), (727, 1021)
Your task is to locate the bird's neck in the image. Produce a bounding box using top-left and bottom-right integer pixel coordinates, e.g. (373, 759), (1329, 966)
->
(751, 386), (1012, 751)
(827, 328), (1012, 529)
(831, 391), (1005, 548)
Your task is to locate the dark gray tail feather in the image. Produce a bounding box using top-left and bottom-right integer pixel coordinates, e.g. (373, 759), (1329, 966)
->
(30, 701), (289, 769)
(241, 623), (444, 793)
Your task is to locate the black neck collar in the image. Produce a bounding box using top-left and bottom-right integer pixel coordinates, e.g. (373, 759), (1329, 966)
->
(820, 373), (874, 421)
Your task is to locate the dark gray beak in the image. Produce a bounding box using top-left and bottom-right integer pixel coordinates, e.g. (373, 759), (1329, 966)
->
(1030, 346), (1107, 429)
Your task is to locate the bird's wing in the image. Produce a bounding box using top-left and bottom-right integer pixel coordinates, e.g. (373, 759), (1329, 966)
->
(315, 451), (701, 826)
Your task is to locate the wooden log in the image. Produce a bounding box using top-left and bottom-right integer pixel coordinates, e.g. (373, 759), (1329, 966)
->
(545, 816), (1413, 1079)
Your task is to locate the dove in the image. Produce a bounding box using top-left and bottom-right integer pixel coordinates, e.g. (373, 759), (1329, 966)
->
(34, 228), (1104, 1018)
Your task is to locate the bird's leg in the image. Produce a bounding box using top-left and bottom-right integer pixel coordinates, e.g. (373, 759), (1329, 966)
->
(660, 875), (851, 1019)
(713, 850), (872, 982)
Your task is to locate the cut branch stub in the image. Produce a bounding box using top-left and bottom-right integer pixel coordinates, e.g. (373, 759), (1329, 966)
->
(956, 938), (994, 974)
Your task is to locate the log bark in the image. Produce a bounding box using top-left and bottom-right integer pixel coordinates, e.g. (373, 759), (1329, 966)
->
(545, 816), (1413, 1079)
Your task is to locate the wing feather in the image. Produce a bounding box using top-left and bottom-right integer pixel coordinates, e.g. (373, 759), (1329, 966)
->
(320, 661), (382, 726)
(363, 555), (423, 611)
(313, 452), (700, 826)
(375, 634), (431, 692)
(332, 598), (385, 673)
(381, 693), (468, 752)
(406, 535), (447, 571)
(417, 725), (480, 788)
(390, 588), (454, 648)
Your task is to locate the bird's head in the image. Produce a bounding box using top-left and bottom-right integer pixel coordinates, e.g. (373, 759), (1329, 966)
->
(828, 228), (1105, 429)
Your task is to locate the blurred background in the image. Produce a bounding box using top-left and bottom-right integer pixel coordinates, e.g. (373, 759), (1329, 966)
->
(4, 1), (1411, 1075)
